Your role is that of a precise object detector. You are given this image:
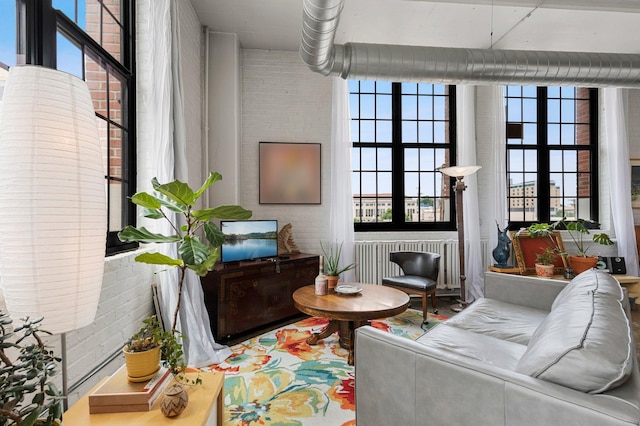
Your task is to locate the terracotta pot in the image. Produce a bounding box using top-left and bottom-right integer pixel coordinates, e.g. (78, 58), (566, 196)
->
(327, 275), (340, 291)
(123, 345), (161, 381)
(535, 263), (555, 278)
(568, 255), (598, 275)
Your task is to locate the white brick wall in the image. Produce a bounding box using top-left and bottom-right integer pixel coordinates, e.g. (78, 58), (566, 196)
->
(241, 49), (332, 254)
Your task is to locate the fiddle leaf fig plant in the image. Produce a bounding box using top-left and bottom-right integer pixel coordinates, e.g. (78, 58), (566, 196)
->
(118, 171), (252, 337)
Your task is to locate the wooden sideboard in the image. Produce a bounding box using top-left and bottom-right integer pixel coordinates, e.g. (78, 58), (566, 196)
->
(200, 253), (319, 342)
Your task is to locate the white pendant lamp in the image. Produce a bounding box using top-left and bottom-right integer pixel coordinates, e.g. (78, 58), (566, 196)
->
(0, 65), (106, 334)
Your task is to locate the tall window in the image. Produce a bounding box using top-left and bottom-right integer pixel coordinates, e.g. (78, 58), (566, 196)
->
(505, 86), (598, 229)
(350, 81), (456, 231)
(3, 0), (137, 254)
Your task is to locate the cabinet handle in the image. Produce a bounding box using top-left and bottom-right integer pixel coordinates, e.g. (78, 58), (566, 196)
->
(252, 280), (258, 288)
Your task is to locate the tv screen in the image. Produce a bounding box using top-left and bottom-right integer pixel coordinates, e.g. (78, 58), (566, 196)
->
(220, 220), (279, 263)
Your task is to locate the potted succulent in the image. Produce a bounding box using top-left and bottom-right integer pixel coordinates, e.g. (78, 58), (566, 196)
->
(321, 241), (356, 291)
(553, 219), (613, 274)
(534, 247), (557, 278)
(117, 172), (251, 382)
(0, 310), (63, 426)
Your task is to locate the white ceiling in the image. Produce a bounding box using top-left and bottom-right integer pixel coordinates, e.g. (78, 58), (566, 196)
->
(189, 0), (640, 54)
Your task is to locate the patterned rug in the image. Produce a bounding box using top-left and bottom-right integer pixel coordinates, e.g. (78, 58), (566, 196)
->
(207, 309), (447, 426)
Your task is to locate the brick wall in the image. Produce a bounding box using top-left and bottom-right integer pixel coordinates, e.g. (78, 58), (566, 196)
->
(241, 49), (332, 254)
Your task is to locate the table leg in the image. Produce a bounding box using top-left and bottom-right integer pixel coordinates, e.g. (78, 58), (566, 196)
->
(339, 320), (368, 366)
(306, 320), (340, 345)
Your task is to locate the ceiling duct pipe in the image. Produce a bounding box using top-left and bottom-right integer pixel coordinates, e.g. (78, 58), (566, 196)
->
(300, 0), (640, 87)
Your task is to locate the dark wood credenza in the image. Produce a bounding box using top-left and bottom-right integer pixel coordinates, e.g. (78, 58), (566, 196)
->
(200, 253), (319, 343)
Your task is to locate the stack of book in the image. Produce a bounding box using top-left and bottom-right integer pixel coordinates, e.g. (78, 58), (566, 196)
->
(88, 365), (172, 414)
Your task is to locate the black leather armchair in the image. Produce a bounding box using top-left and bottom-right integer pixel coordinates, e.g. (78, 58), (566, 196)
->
(382, 251), (440, 322)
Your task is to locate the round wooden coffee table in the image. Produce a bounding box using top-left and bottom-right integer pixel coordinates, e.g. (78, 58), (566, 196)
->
(292, 283), (410, 365)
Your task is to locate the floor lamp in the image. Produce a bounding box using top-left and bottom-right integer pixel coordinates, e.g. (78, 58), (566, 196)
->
(0, 66), (107, 409)
(439, 165), (481, 312)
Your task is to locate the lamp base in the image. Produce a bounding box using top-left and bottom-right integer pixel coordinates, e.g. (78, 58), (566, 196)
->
(450, 300), (469, 313)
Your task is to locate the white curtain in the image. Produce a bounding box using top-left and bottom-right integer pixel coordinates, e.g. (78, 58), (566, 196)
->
(486, 86), (509, 266)
(603, 88), (639, 276)
(329, 78), (356, 281)
(141, 0), (230, 366)
(456, 86), (484, 302)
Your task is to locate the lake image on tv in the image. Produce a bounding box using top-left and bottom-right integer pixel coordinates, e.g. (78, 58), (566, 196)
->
(222, 239), (277, 262)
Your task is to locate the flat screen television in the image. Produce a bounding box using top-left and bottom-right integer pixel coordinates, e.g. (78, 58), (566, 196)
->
(220, 220), (279, 263)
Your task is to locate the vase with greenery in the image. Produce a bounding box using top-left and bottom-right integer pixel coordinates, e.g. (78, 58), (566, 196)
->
(321, 242), (356, 290)
(117, 172), (251, 380)
(0, 310), (63, 426)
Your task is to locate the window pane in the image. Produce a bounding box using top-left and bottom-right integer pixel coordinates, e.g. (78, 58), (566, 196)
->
(360, 94), (375, 119)
(402, 121), (417, 143)
(402, 95), (417, 120)
(378, 148), (392, 170)
(376, 121), (392, 142)
(57, 31), (83, 78)
(0, 2), (16, 68)
(376, 94), (392, 119)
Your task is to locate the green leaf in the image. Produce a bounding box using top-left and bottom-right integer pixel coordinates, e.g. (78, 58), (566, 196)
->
(142, 208), (163, 219)
(179, 236), (210, 266)
(130, 192), (162, 209)
(192, 205), (252, 221)
(193, 172), (222, 201)
(135, 252), (183, 266)
(117, 226), (180, 244)
(204, 222), (224, 247)
(155, 180), (196, 207)
(21, 406), (43, 426)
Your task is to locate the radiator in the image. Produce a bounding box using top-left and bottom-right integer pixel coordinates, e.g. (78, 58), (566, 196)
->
(354, 240), (489, 289)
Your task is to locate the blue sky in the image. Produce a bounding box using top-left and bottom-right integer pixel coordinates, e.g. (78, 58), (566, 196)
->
(0, 1), (85, 76)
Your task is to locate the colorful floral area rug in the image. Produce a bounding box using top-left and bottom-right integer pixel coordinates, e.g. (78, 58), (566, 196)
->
(207, 309), (447, 426)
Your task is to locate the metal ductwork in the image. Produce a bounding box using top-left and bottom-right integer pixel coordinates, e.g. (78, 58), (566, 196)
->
(299, 0), (640, 87)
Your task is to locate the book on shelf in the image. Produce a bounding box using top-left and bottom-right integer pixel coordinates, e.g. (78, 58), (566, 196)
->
(88, 364), (171, 413)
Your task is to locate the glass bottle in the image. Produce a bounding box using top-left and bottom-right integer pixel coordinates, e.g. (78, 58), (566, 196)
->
(315, 255), (328, 295)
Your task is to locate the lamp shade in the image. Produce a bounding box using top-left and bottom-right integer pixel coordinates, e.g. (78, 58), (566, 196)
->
(438, 165), (482, 178)
(0, 66), (106, 334)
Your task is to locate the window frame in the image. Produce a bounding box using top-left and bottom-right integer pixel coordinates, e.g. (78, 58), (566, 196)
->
(19, 0), (137, 255)
(505, 86), (599, 230)
(351, 81), (457, 232)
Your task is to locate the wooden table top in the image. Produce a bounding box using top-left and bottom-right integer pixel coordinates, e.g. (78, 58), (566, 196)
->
(63, 371), (224, 425)
(292, 283), (410, 322)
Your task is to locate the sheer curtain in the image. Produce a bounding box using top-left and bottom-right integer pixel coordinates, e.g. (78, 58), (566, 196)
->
(329, 78), (356, 281)
(486, 86), (509, 267)
(603, 88), (639, 276)
(139, 0), (230, 366)
(456, 86), (484, 302)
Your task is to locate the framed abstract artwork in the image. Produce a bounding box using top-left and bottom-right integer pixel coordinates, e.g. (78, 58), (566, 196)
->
(259, 142), (321, 204)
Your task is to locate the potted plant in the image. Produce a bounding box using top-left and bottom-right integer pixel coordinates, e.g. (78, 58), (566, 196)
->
(321, 241), (356, 291)
(534, 247), (557, 278)
(123, 315), (187, 383)
(0, 310), (63, 426)
(117, 172), (251, 381)
(553, 219), (613, 274)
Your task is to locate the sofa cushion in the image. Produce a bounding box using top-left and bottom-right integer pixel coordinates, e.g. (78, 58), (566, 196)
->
(416, 324), (527, 371)
(516, 270), (633, 393)
(552, 268), (623, 310)
(444, 298), (548, 345)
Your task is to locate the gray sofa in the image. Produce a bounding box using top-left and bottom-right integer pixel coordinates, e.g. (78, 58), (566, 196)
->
(355, 270), (640, 426)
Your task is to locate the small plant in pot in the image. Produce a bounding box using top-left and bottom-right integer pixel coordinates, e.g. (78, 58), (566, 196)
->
(534, 247), (558, 278)
(0, 310), (63, 426)
(321, 241), (356, 291)
(123, 315), (187, 383)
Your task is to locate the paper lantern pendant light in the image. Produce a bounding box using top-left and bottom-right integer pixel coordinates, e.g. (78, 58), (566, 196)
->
(0, 65), (106, 334)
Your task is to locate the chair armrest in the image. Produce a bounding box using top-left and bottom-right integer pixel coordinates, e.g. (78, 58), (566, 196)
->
(484, 271), (566, 311)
